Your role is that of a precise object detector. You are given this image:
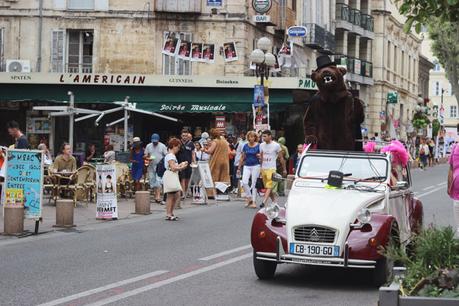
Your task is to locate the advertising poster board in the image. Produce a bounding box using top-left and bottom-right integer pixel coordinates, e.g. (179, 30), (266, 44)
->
(198, 161), (214, 189)
(96, 164), (118, 219)
(2, 149), (44, 219)
(223, 42), (238, 62)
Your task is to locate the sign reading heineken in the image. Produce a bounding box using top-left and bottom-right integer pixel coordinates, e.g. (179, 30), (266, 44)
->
(387, 91), (398, 104)
(252, 0), (272, 13)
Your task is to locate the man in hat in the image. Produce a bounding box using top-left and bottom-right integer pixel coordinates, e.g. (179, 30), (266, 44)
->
(144, 133), (167, 204)
(303, 55), (364, 151)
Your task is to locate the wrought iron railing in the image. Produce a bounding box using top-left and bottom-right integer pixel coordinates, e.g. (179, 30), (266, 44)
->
(303, 23), (326, 47)
(336, 3), (350, 22)
(361, 14), (374, 32)
(350, 8), (361, 26)
(334, 54), (373, 78)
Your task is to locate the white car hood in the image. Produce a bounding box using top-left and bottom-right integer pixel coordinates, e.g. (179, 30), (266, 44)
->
(286, 184), (385, 253)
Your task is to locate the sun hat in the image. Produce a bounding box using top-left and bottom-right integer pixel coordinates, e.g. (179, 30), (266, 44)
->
(133, 137), (141, 142)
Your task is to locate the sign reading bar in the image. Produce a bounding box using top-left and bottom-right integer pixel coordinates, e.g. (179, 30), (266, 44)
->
(96, 164), (118, 220)
(2, 149), (44, 219)
(253, 15), (271, 23)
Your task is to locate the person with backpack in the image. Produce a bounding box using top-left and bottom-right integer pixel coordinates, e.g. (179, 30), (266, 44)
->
(447, 143), (459, 237)
(144, 133), (167, 204)
(419, 138), (429, 170)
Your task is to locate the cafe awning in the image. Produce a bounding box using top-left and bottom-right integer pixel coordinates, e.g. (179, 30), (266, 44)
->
(0, 83), (294, 113)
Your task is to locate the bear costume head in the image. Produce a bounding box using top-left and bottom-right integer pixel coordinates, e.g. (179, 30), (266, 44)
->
(311, 55), (348, 102)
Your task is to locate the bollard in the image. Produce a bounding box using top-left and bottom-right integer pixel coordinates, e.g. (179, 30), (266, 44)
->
(54, 199), (76, 228)
(3, 206), (24, 235)
(135, 191), (151, 215)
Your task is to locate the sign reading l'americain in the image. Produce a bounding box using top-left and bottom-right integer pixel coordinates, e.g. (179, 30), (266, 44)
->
(59, 74), (146, 85)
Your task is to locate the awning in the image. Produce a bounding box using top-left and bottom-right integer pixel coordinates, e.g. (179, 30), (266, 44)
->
(0, 84), (293, 113)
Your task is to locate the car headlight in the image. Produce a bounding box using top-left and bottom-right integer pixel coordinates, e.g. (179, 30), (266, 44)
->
(357, 209), (371, 224)
(266, 203), (280, 219)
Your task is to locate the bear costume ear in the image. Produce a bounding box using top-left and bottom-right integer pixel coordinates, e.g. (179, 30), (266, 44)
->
(338, 66), (347, 76)
(311, 70), (318, 82)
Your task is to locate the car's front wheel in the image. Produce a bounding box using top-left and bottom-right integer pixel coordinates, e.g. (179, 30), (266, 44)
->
(253, 250), (277, 279)
(372, 257), (394, 287)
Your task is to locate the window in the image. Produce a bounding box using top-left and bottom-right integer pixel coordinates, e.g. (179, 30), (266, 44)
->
(303, 0), (312, 23)
(401, 50), (405, 78)
(292, 0), (296, 11)
(0, 28), (4, 71)
(315, 0), (322, 25)
(394, 46), (397, 73)
(68, 0), (94, 10)
(450, 106), (457, 118)
(51, 30), (65, 72)
(434, 81), (440, 96)
(434, 63), (441, 71)
(67, 30), (93, 73)
(408, 55), (411, 80)
(162, 32), (192, 75)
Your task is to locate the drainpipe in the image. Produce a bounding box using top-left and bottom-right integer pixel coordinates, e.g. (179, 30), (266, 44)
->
(36, 0), (43, 72)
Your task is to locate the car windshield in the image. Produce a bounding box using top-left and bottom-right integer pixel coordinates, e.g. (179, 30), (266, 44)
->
(298, 154), (388, 181)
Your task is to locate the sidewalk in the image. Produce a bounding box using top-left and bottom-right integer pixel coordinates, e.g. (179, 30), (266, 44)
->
(0, 194), (224, 240)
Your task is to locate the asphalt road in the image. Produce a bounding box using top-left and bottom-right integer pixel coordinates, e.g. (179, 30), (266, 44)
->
(0, 164), (452, 306)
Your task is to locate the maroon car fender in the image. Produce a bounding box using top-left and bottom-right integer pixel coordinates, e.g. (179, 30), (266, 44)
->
(251, 208), (288, 253)
(411, 198), (424, 234)
(347, 214), (397, 261)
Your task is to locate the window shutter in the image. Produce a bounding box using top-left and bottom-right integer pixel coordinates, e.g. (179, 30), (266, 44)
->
(51, 30), (65, 72)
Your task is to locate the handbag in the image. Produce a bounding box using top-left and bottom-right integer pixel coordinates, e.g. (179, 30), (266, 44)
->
(163, 170), (182, 193)
(255, 177), (264, 190)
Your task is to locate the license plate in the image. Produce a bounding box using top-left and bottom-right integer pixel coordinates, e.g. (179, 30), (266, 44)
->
(290, 243), (340, 257)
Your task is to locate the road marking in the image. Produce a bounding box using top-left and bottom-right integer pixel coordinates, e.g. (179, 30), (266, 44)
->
(85, 253), (252, 306)
(37, 270), (168, 306)
(437, 182), (447, 186)
(199, 244), (251, 261)
(422, 185), (436, 191)
(416, 185), (446, 198)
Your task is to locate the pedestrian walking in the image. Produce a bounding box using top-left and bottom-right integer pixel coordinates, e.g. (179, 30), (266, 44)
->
(7, 120), (29, 149)
(447, 143), (459, 237)
(276, 137), (290, 196)
(129, 137), (144, 191)
(259, 130), (286, 208)
(205, 128), (230, 184)
(428, 138), (435, 167)
(238, 131), (260, 208)
(145, 133), (167, 204)
(163, 138), (188, 221)
(419, 138), (429, 170)
(177, 129), (196, 202)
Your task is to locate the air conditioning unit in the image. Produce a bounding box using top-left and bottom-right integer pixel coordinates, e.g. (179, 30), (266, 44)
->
(6, 60), (31, 73)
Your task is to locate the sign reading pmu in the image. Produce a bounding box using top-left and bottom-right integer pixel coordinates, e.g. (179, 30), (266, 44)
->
(288, 26), (308, 37)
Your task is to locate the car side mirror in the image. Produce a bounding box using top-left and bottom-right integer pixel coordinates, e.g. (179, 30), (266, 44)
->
(395, 181), (409, 189)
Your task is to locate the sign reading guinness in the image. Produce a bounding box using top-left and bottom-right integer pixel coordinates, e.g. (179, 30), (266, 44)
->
(252, 0), (272, 14)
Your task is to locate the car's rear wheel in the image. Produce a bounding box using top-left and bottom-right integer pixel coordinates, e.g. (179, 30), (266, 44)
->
(253, 250), (277, 280)
(372, 224), (399, 287)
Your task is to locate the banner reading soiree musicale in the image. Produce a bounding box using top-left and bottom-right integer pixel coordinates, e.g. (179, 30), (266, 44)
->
(96, 164), (118, 219)
(2, 149), (44, 219)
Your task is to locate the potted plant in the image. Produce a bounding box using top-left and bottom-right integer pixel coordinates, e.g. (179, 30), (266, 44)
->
(379, 226), (459, 305)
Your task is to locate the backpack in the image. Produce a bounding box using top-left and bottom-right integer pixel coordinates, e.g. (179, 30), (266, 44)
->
(156, 157), (166, 178)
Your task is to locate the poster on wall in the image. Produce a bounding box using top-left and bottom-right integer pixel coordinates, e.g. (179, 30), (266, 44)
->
(178, 41), (192, 60)
(202, 44), (215, 63)
(253, 85), (265, 107)
(2, 149), (44, 219)
(96, 164), (118, 220)
(162, 32), (180, 56)
(191, 43), (203, 61)
(223, 42), (238, 62)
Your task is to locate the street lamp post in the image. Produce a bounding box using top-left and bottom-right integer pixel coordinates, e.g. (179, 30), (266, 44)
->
(250, 37), (276, 129)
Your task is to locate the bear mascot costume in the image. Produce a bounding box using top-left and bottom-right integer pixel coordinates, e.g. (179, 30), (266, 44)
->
(303, 55), (365, 151)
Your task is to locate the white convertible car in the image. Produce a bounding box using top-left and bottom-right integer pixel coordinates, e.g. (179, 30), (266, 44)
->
(251, 149), (423, 286)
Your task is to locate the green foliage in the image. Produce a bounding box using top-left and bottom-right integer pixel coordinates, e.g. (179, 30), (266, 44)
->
(397, 0), (459, 31)
(384, 226), (459, 297)
(412, 112), (431, 129)
(432, 119), (441, 137)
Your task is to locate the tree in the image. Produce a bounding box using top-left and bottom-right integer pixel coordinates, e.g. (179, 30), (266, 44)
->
(396, 0), (459, 107)
(428, 20), (459, 107)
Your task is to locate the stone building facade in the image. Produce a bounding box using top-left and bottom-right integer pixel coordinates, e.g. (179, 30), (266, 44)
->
(370, 0), (422, 140)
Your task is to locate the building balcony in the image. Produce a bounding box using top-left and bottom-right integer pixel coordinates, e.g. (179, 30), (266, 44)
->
(303, 23), (335, 54)
(335, 3), (374, 39)
(334, 54), (373, 86)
